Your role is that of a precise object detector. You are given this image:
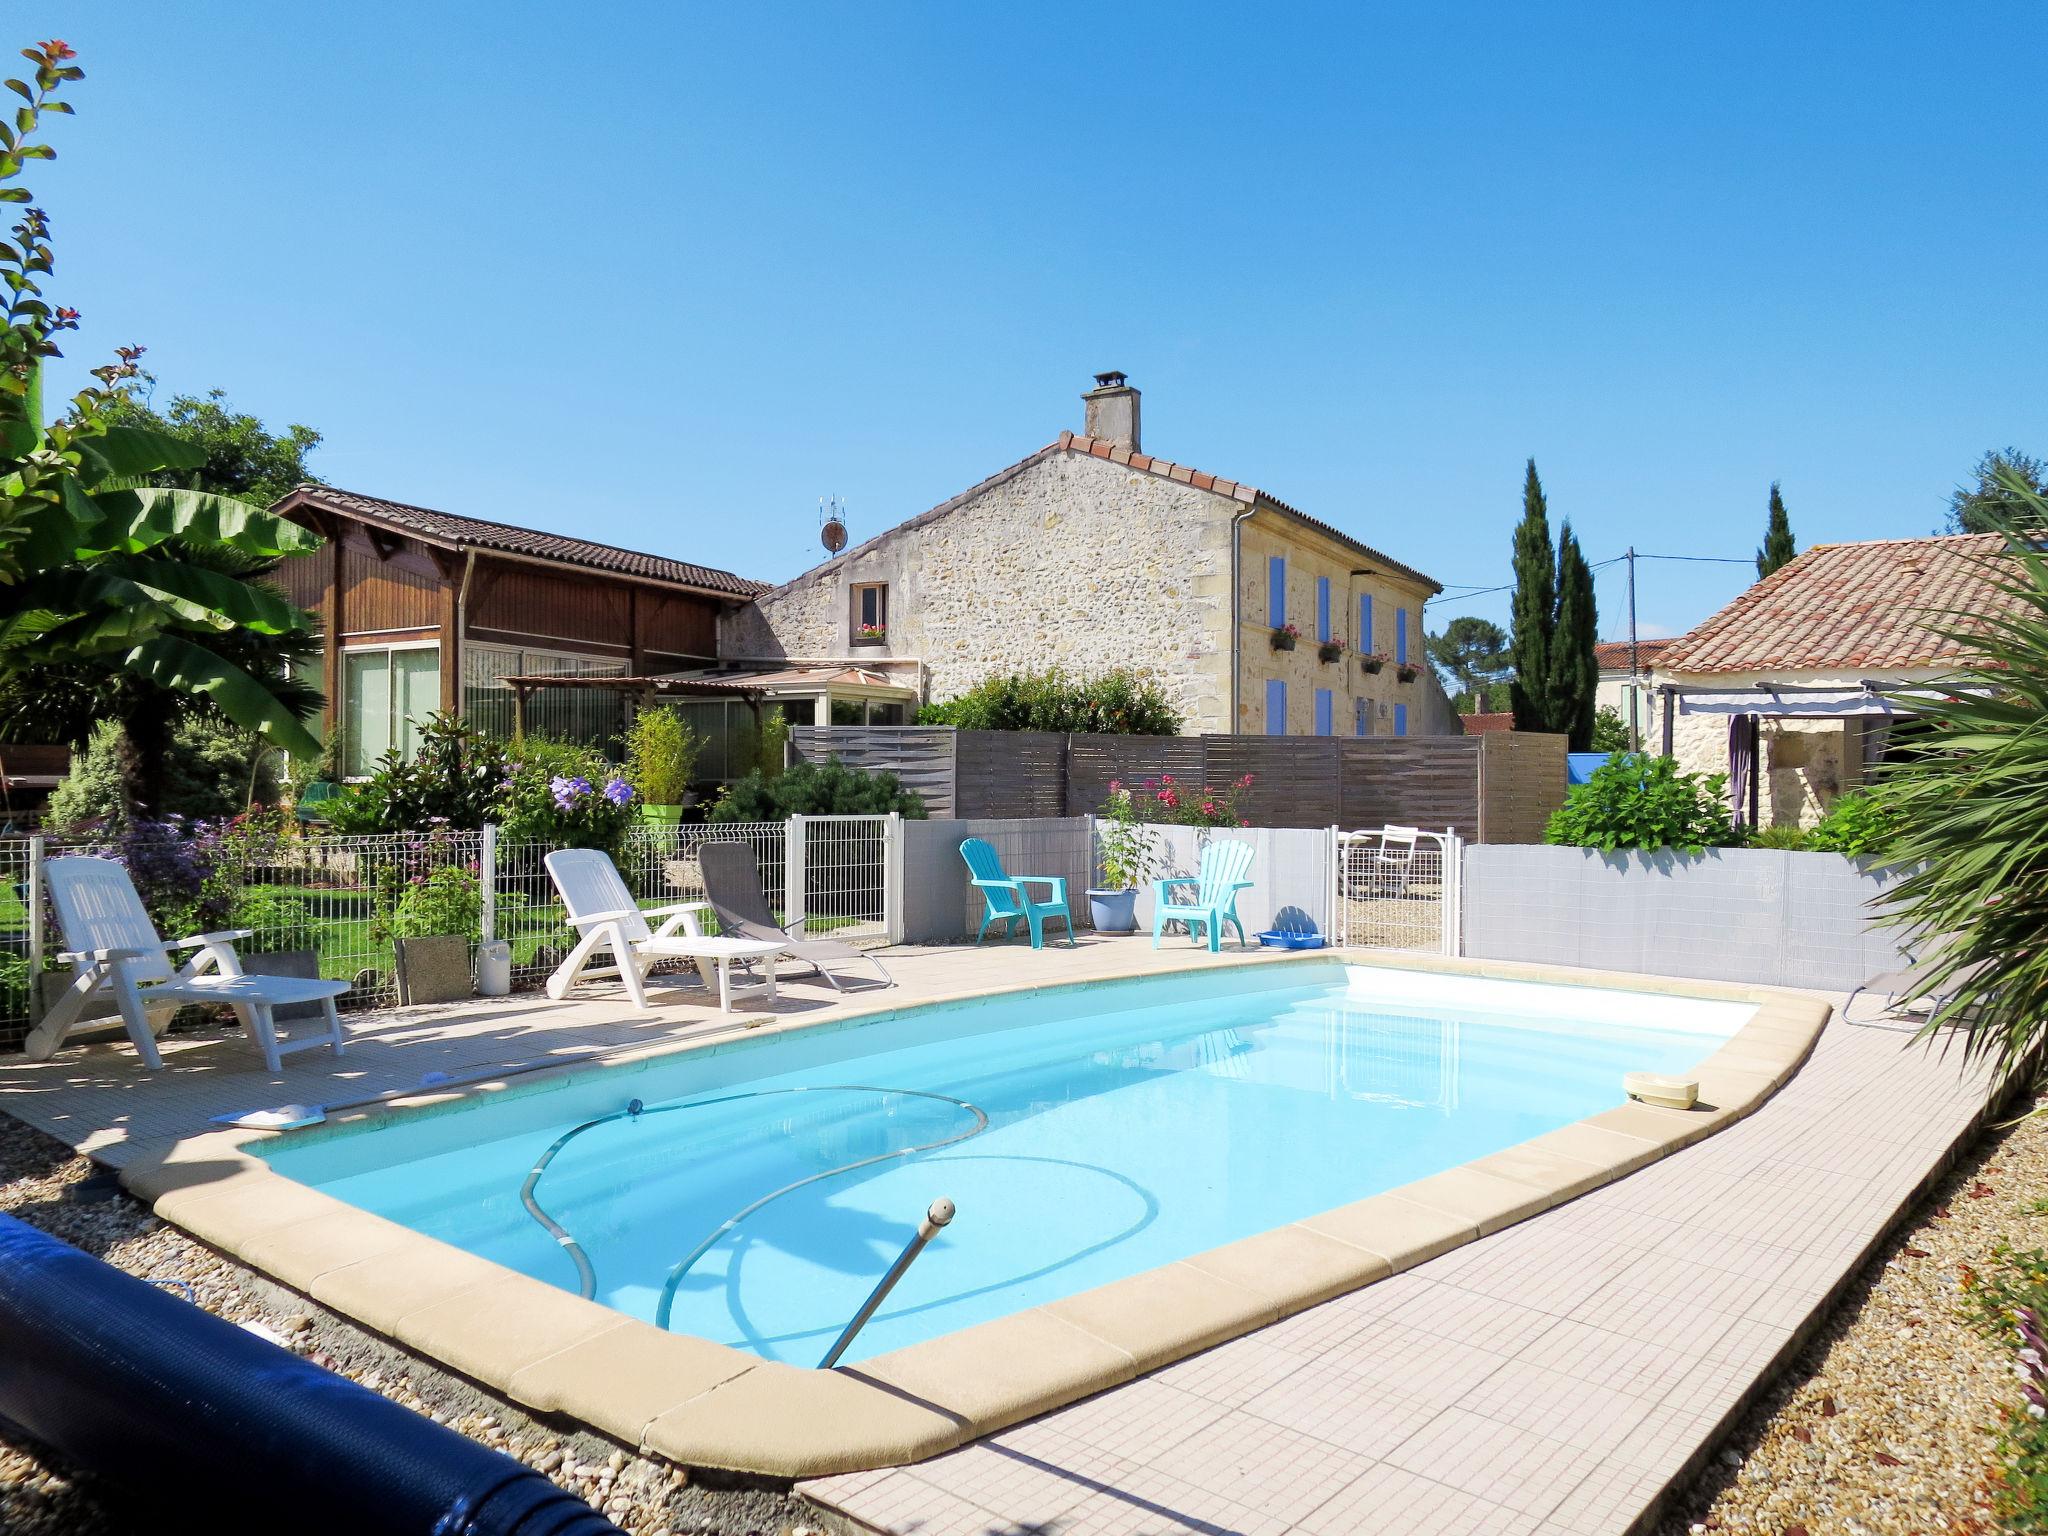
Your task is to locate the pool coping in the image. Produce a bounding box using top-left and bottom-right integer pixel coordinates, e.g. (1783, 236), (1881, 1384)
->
(115, 949), (1830, 1480)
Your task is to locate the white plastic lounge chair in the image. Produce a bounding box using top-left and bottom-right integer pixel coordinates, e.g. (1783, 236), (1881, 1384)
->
(27, 856), (350, 1073)
(697, 841), (892, 991)
(544, 848), (785, 1013)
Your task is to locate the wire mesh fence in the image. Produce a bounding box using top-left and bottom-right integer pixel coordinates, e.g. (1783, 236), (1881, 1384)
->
(0, 815), (902, 1050)
(1334, 826), (1461, 954)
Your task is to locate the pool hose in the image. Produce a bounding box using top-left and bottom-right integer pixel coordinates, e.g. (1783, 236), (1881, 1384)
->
(0, 1214), (621, 1535)
(518, 1084), (988, 1333)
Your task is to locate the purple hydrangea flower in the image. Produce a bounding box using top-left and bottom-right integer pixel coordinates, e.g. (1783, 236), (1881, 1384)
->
(602, 777), (634, 806)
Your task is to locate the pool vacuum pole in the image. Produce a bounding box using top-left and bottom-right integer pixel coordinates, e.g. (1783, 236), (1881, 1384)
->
(818, 1198), (956, 1369)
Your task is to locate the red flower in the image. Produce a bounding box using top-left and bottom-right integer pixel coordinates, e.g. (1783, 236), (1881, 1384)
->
(1237, 774), (1255, 788)
(1108, 780), (1122, 793)
(39, 40), (75, 61)
(1160, 774), (1174, 786)
(54, 306), (78, 322)
(1239, 818), (1251, 827)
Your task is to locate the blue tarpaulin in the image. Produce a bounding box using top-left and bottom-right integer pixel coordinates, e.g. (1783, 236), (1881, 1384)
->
(1567, 752), (1615, 785)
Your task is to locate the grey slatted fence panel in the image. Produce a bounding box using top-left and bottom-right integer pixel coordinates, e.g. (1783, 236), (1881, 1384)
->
(1064, 735), (1207, 817)
(953, 731), (1068, 820)
(1339, 738), (1481, 841)
(1476, 733), (1568, 844)
(1203, 736), (1342, 828)
(788, 726), (957, 817)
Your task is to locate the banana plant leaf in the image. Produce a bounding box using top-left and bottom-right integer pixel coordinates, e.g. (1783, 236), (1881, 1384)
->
(72, 486), (319, 560)
(73, 423), (208, 486)
(123, 633), (321, 758)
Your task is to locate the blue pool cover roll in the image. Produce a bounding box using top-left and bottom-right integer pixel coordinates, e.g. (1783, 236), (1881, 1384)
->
(0, 1215), (622, 1535)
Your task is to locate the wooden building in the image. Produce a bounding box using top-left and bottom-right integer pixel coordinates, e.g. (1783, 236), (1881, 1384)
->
(270, 486), (765, 775)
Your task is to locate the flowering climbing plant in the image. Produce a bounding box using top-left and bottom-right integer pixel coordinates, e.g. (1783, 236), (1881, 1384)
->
(1124, 773), (1255, 829)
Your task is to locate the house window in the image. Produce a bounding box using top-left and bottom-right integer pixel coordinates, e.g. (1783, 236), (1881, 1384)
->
(1394, 703), (1408, 737)
(1316, 577), (1331, 644)
(850, 583), (888, 646)
(1314, 688), (1333, 736)
(1265, 678), (1287, 735)
(1358, 593), (1373, 653)
(1354, 698), (1371, 736)
(1268, 556), (1286, 627)
(342, 645), (440, 777)
(1395, 607), (1409, 666)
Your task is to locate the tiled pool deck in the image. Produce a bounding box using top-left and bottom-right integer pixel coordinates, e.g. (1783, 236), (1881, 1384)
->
(0, 944), (1998, 1535)
(805, 1004), (1997, 1536)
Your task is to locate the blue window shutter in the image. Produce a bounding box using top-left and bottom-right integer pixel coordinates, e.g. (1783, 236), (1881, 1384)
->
(1265, 678), (1287, 735)
(1268, 556), (1286, 627)
(1395, 607), (1409, 665)
(1358, 593), (1373, 653)
(1394, 703), (1408, 737)
(1315, 688), (1333, 736)
(1316, 577), (1331, 643)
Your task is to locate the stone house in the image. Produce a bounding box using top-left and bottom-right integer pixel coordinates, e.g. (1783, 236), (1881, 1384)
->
(1651, 533), (2017, 829)
(722, 374), (1459, 738)
(1592, 636), (1675, 745)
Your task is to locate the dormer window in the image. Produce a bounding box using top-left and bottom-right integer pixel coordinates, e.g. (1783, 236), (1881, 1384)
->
(850, 582), (888, 646)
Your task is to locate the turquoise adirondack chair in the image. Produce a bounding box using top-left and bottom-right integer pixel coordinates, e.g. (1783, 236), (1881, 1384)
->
(960, 838), (1074, 949)
(1152, 839), (1255, 952)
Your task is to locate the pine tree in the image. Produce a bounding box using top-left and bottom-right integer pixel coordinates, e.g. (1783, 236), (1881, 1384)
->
(1755, 482), (1796, 578)
(1549, 523), (1599, 750)
(1508, 459), (1556, 732)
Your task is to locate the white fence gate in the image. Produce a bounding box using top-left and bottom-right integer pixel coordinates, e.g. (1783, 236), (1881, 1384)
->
(1332, 826), (1462, 955)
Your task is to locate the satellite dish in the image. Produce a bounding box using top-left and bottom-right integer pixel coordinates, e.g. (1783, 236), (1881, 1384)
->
(819, 495), (848, 554)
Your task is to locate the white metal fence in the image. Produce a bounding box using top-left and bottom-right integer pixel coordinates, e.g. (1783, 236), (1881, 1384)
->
(0, 814), (905, 1049)
(1333, 826), (1462, 955)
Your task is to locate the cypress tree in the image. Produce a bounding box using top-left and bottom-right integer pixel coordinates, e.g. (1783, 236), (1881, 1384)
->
(1507, 459), (1556, 732)
(1550, 522), (1599, 750)
(1756, 482), (1796, 578)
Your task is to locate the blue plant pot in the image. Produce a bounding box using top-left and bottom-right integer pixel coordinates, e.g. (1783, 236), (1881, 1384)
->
(1086, 889), (1140, 934)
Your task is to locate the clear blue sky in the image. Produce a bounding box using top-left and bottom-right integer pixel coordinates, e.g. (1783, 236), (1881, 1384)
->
(27, 2), (2047, 640)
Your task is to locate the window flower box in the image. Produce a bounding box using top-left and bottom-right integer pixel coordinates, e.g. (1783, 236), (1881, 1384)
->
(851, 623), (887, 647)
(1395, 661), (1420, 683)
(1270, 623), (1299, 652)
(1360, 652), (1390, 675)
(1317, 637), (1345, 664)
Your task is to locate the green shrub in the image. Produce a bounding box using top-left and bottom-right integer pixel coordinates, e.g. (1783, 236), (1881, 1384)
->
(327, 713), (512, 834)
(1745, 824), (1813, 851)
(1589, 706), (1630, 754)
(1544, 753), (1741, 855)
(624, 706), (704, 805)
(390, 867), (483, 941)
(497, 736), (635, 854)
(230, 887), (318, 954)
(1804, 789), (1902, 860)
(709, 758), (927, 823)
(917, 668), (1181, 734)
(45, 718), (284, 829)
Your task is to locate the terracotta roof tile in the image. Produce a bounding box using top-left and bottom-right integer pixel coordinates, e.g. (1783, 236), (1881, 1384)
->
(1656, 534), (2018, 675)
(284, 485), (766, 597)
(1593, 637), (1677, 673)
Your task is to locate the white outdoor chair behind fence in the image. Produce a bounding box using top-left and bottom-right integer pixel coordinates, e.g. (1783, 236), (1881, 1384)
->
(545, 847), (716, 1009)
(28, 855), (351, 1073)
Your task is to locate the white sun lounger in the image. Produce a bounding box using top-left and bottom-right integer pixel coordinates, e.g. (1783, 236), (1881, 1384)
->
(544, 848), (787, 1012)
(27, 855), (351, 1073)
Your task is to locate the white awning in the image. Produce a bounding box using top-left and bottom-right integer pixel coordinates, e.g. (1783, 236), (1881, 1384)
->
(1673, 686), (1951, 719)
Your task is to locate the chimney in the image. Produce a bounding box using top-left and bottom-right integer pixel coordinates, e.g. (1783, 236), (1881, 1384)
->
(1082, 370), (1141, 452)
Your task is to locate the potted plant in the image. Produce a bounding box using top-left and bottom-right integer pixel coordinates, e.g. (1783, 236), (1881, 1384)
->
(1360, 651), (1390, 675)
(853, 621), (887, 646)
(1270, 622), (1300, 652)
(624, 705), (703, 825)
(1317, 634), (1345, 663)
(1087, 781), (1158, 933)
(1395, 660), (1420, 683)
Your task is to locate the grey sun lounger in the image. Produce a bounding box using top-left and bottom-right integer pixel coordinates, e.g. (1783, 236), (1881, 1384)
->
(1844, 940), (1987, 1022)
(697, 841), (893, 992)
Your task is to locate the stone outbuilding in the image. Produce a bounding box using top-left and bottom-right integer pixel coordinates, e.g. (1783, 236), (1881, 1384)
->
(722, 374), (1460, 738)
(1651, 533), (2018, 829)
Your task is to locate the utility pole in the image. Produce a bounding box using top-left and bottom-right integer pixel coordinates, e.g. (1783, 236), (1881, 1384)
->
(1626, 546), (1641, 753)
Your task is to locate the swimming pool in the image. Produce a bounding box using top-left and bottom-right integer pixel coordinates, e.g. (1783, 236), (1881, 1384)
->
(261, 961), (1751, 1366)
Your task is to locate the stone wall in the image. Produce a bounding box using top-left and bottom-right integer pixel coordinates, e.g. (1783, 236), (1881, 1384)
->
(1234, 516), (1447, 737)
(723, 451), (1237, 733)
(1668, 711), (1862, 830)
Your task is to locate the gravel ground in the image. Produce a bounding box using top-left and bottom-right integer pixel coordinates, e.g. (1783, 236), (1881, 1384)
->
(0, 1116), (831, 1536)
(1654, 1081), (2044, 1536)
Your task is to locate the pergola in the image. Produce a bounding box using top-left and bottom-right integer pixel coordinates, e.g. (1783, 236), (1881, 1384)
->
(494, 674), (768, 740)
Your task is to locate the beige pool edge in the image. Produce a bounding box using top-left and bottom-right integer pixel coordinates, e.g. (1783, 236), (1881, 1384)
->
(115, 949), (1830, 1481)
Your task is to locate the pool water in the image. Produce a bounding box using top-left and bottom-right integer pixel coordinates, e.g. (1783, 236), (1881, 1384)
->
(263, 963), (1747, 1364)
